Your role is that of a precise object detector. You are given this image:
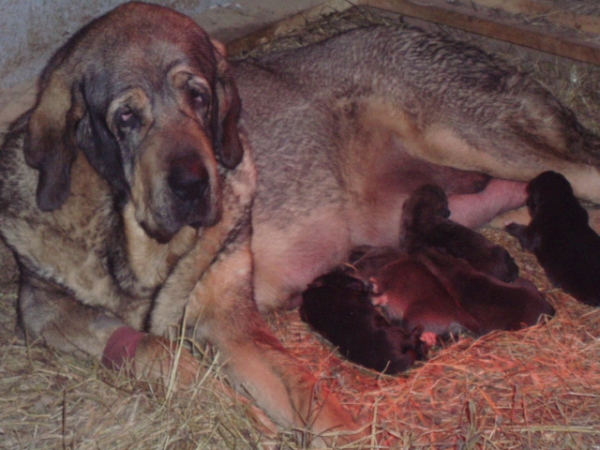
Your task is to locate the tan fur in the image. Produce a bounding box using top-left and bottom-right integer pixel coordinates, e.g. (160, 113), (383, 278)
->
(123, 203), (198, 290)
(4, 3), (600, 447)
(233, 25), (600, 311)
(0, 3), (365, 446)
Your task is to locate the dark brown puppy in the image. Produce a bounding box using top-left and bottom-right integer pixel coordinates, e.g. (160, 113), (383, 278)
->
(373, 256), (482, 339)
(416, 248), (555, 334)
(300, 271), (427, 374)
(349, 248), (481, 340)
(506, 171), (600, 306)
(402, 184), (519, 282)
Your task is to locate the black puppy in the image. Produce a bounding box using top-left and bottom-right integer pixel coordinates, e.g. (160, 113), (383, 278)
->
(416, 248), (555, 334)
(300, 271), (427, 374)
(403, 184), (519, 282)
(506, 171), (600, 306)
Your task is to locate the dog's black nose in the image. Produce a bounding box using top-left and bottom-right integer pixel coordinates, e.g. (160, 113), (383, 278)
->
(168, 154), (209, 204)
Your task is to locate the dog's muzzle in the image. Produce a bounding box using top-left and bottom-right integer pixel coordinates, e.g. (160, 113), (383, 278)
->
(168, 153), (218, 228)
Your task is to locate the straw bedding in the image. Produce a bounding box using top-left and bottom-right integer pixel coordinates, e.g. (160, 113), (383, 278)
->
(1, 6), (599, 449)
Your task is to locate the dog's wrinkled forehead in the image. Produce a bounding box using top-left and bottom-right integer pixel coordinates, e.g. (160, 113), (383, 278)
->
(45, 2), (217, 91)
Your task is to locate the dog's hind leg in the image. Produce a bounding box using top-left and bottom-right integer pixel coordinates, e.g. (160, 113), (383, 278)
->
(357, 96), (600, 205)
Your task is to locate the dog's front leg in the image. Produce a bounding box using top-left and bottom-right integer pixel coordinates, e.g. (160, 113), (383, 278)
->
(18, 267), (128, 357)
(155, 234), (367, 447)
(18, 267), (200, 389)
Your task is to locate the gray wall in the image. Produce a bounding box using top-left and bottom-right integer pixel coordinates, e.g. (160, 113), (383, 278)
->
(0, 0), (228, 89)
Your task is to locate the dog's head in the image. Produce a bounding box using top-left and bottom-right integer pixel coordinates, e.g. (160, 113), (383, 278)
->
(24, 2), (244, 242)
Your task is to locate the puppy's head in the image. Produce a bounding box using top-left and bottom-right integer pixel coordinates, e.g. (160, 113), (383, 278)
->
(24, 2), (244, 242)
(526, 171), (587, 222)
(402, 184), (450, 228)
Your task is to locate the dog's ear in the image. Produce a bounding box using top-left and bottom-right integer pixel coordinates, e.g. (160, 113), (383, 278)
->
(24, 70), (85, 211)
(210, 39), (244, 169)
(75, 80), (130, 203)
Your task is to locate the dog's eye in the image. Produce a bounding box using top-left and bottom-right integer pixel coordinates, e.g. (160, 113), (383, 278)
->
(189, 87), (210, 113)
(116, 107), (139, 129)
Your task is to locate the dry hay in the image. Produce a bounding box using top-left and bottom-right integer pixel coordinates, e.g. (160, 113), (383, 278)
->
(1, 5), (600, 450)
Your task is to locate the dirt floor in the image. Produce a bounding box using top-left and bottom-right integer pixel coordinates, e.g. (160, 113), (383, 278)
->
(1, 4), (600, 449)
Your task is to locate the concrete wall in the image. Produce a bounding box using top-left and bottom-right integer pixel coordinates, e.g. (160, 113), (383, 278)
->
(0, 0), (227, 90)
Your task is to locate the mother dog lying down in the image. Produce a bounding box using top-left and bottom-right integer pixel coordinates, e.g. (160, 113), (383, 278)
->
(1, 1), (600, 445)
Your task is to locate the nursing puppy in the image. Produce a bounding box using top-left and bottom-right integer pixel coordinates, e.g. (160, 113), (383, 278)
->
(348, 248), (481, 341)
(416, 248), (555, 334)
(300, 271), (427, 374)
(506, 171), (600, 306)
(402, 184), (519, 282)
(370, 255), (482, 342)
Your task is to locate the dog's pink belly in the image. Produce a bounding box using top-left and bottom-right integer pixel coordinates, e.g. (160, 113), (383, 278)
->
(251, 178), (526, 313)
(251, 210), (353, 312)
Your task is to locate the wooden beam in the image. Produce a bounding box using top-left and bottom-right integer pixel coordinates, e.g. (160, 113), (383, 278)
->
(361, 0), (600, 65)
(226, 0), (600, 67)
(469, 0), (600, 35)
(226, 0), (354, 57)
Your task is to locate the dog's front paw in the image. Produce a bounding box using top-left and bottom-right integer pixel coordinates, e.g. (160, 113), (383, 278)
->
(102, 326), (200, 390)
(135, 334), (200, 390)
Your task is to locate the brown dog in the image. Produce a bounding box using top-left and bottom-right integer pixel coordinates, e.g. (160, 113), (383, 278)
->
(3, 2), (600, 446)
(0, 3), (362, 446)
(239, 25), (600, 314)
(415, 248), (555, 334)
(402, 184), (519, 282)
(369, 255), (482, 339)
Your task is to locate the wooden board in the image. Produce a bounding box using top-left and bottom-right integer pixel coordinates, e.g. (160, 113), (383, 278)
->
(362, 0), (600, 65)
(227, 0), (600, 66)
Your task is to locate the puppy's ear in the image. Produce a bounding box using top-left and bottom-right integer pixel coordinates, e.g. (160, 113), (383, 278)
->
(210, 38), (244, 169)
(24, 68), (85, 211)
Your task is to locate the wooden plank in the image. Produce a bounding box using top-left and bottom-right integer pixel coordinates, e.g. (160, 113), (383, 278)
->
(226, 0), (600, 66)
(226, 0), (354, 57)
(361, 0), (600, 65)
(469, 0), (600, 35)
